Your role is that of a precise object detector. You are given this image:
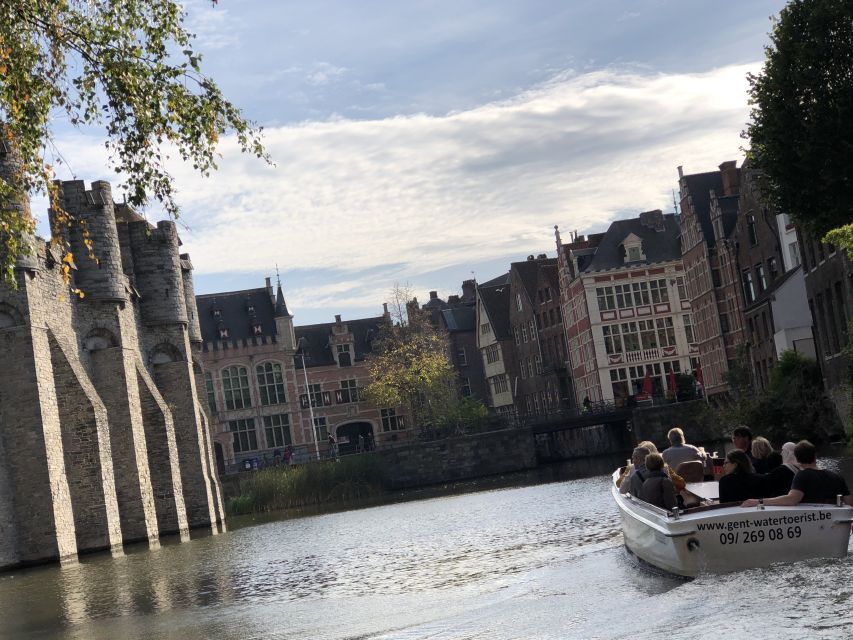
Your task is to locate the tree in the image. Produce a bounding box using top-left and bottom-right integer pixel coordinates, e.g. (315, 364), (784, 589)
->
(364, 285), (457, 436)
(745, 0), (853, 254)
(0, 1), (268, 281)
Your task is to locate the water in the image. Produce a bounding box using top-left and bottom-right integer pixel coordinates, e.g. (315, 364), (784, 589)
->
(2, 459), (853, 639)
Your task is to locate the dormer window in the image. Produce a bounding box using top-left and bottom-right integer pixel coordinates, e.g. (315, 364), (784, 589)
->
(219, 328), (230, 339)
(337, 344), (352, 367)
(253, 324), (263, 336)
(627, 246), (642, 262)
(213, 309), (222, 318)
(247, 305), (255, 315)
(621, 233), (645, 264)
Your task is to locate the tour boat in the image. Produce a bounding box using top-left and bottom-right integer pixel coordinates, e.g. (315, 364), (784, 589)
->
(611, 469), (853, 577)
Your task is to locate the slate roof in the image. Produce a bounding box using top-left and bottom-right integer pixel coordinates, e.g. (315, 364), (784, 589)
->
(510, 257), (557, 303)
(441, 306), (475, 332)
(478, 275), (512, 340)
(584, 214), (682, 272)
(717, 195), (740, 240)
(683, 171), (724, 248)
(197, 287), (277, 344)
(294, 316), (386, 369)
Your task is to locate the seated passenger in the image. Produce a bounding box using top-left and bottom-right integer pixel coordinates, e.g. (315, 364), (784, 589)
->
(620, 446), (651, 495)
(640, 453), (678, 510)
(764, 441), (799, 498)
(751, 436), (782, 474)
(662, 427), (706, 469)
(742, 441), (853, 507)
(638, 440), (659, 454)
(731, 425), (756, 463)
(719, 450), (765, 502)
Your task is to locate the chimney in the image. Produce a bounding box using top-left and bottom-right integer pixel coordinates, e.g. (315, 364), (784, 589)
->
(265, 276), (273, 303)
(429, 291), (438, 300)
(719, 160), (739, 197)
(448, 295), (460, 304)
(677, 165), (684, 179)
(461, 279), (476, 301)
(335, 314), (342, 324)
(537, 253), (547, 260)
(527, 255), (535, 261)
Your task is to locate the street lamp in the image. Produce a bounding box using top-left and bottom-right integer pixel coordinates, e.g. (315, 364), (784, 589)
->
(296, 337), (321, 461)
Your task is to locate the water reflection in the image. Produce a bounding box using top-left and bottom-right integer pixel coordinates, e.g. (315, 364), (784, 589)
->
(0, 452), (851, 639)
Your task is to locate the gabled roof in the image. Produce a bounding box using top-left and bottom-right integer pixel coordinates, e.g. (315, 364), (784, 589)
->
(510, 257), (557, 304)
(478, 276), (512, 340)
(584, 214), (681, 272)
(716, 195), (740, 240)
(295, 316), (385, 368)
(197, 287), (277, 343)
(683, 171), (724, 248)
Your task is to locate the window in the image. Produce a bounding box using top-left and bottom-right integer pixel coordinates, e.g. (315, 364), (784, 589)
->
(742, 270), (755, 304)
(484, 343), (501, 364)
(219, 328), (230, 339)
(627, 246), (642, 262)
(638, 320), (658, 349)
(676, 277), (687, 301)
(528, 357), (534, 378)
(747, 214), (757, 245)
(516, 294), (523, 312)
(480, 322), (491, 335)
(545, 287), (552, 301)
(460, 377), (472, 397)
(720, 313), (730, 334)
(614, 284), (633, 309)
(252, 324), (263, 336)
(596, 286), (615, 311)
(654, 317), (676, 347)
(520, 360), (527, 379)
(603, 324), (623, 355)
(756, 264), (767, 293)
(222, 366), (251, 410)
(632, 282), (650, 305)
(767, 257), (779, 281)
(789, 242), (801, 268)
(337, 344), (352, 367)
(263, 414), (291, 448)
(529, 320), (536, 339)
(514, 326), (520, 345)
(490, 374), (509, 394)
(649, 279), (669, 304)
(521, 325), (528, 343)
(711, 269), (722, 288)
(229, 418), (257, 453)
(204, 371), (217, 412)
(256, 362), (286, 406)
(535, 354), (543, 374)
(308, 383), (324, 408)
(313, 416), (328, 441)
(381, 408), (404, 432)
(683, 314), (695, 344)
(338, 379), (358, 403)
(621, 321), (641, 352)
(455, 346), (467, 365)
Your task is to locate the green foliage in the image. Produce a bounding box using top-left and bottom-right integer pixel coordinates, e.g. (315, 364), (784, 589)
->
(745, 0), (853, 240)
(824, 223), (853, 259)
(225, 454), (389, 516)
(0, 0), (268, 282)
(435, 396), (489, 431)
(727, 350), (842, 444)
(364, 287), (456, 431)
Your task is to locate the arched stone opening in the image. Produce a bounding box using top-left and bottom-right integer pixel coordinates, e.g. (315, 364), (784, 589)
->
(149, 342), (183, 365)
(335, 421), (375, 455)
(82, 327), (118, 351)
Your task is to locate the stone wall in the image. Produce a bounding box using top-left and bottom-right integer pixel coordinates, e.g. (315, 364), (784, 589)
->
(534, 421), (634, 463)
(630, 399), (726, 450)
(378, 428), (537, 489)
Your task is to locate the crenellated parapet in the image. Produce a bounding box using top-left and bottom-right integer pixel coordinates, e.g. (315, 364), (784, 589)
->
(128, 219), (188, 327)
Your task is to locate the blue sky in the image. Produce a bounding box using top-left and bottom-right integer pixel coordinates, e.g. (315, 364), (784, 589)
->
(39, 0), (787, 324)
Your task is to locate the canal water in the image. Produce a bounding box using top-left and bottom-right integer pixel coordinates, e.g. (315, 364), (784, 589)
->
(2, 454), (853, 639)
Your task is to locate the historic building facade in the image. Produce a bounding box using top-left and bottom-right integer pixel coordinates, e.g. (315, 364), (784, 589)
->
(197, 281), (404, 468)
(475, 273), (517, 413)
(0, 153), (223, 570)
(556, 210), (695, 406)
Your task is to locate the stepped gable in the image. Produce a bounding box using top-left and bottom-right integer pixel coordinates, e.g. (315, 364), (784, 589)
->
(585, 213), (681, 272)
(295, 315), (386, 368)
(682, 171), (724, 247)
(197, 287), (277, 344)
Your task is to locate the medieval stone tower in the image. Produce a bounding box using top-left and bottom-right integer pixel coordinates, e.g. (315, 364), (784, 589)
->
(0, 145), (224, 571)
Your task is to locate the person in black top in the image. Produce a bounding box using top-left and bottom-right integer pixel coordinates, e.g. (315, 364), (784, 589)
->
(719, 450), (765, 502)
(742, 440), (853, 507)
(764, 441), (799, 498)
(731, 425), (756, 464)
(751, 436), (782, 474)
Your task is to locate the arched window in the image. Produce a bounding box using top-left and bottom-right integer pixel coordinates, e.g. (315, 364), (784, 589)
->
(222, 365), (251, 410)
(256, 362), (286, 406)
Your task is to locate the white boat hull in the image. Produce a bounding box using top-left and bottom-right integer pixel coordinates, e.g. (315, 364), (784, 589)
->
(612, 470), (853, 577)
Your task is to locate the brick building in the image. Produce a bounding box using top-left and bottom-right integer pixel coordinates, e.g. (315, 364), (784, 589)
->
(508, 255), (570, 415)
(798, 231), (852, 426)
(0, 154), (223, 570)
(556, 210), (695, 406)
(197, 281), (405, 468)
(678, 162), (745, 397)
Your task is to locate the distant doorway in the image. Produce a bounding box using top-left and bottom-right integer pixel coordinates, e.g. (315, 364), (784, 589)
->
(335, 421), (374, 455)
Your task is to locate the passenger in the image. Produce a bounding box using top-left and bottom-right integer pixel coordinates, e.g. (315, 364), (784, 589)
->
(764, 441), (799, 498)
(719, 450), (764, 502)
(637, 440), (659, 454)
(742, 440), (853, 507)
(625, 447), (651, 496)
(751, 436), (782, 473)
(661, 427), (706, 469)
(731, 425), (756, 462)
(639, 453), (678, 510)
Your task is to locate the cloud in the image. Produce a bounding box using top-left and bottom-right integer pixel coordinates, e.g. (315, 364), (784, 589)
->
(42, 62), (757, 316)
(305, 62), (348, 87)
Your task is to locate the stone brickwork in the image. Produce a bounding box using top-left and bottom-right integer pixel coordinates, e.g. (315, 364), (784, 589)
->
(0, 147), (223, 570)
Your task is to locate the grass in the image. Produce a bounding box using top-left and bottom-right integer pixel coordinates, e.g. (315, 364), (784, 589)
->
(225, 453), (390, 516)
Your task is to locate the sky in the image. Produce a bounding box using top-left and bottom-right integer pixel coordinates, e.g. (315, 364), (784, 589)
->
(38, 0), (788, 325)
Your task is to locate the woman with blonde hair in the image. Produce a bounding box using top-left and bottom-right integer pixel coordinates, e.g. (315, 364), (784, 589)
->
(751, 436), (782, 474)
